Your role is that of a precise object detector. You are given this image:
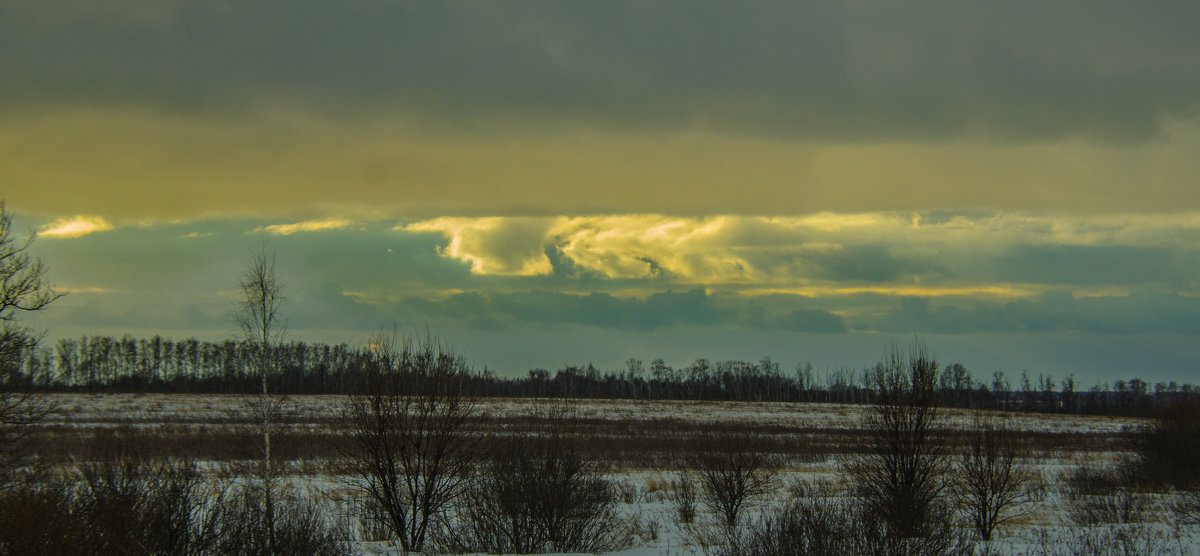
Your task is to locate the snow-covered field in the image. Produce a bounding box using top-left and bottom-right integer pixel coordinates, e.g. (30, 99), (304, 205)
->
(47, 393), (1143, 435)
(36, 394), (1198, 555)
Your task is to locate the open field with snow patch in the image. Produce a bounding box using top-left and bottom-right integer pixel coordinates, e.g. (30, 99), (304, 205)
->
(12, 393), (1200, 555)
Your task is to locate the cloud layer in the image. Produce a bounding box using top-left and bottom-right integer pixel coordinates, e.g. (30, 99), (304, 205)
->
(21, 211), (1200, 336)
(406, 212), (1200, 291)
(39, 216), (114, 238)
(4, 1), (1199, 141)
(6, 2), (1200, 380)
(4, 2), (1200, 221)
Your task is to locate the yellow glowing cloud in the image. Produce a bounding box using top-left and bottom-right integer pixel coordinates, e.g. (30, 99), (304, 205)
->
(257, 217), (355, 235)
(38, 215), (114, 238)
(60, 285), (115, 294)
(407, 214), (879, 282)
(404, 212), (1200, 292)
(403, 217), (556, 276)
(548, 215), (751, 281)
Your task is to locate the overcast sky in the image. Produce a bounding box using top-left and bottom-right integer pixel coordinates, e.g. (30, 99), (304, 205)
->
(5, 1), (1199, 383)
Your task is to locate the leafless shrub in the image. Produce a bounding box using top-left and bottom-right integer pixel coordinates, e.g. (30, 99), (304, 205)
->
(720, 496), (864, 556)
(671, 471), (698, 524)
(1170, 489), (1200, 525)
(0, 481), (91, 555)
(1065, 463), (1129, 496)
(209, 486), (350, 556)
(1026, 525), (1171, 556)
(0, 391), (54, 489)
(616, 479), (639, 504)
(348, 490), (395, 542)
(1067, 489), (1153, 526)
(850, 343), (953, 543)
(444, 424), (629, 553)
(1131, 400), (1200, 489)
(695, 435), (776, 528)
(77, 460), (217, 554)
(951, 415), (1040, 541)
(343, 331), (479, 553)
(721, 488), (971, 556)
(59, 427), (349, 556)
(1064, 464), (1152, 526)
(641, 516), (660, 542)
(0, 442), (223, 555)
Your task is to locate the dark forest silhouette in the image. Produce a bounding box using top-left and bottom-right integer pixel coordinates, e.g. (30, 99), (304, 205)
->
(3, 334), (1192, 416)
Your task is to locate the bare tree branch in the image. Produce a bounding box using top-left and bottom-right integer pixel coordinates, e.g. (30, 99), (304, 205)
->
(343, 330), (480, 552)
(0, 201), (64, 488)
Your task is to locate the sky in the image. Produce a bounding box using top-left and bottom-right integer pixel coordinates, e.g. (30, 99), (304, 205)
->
(4, 1), (1199, 383)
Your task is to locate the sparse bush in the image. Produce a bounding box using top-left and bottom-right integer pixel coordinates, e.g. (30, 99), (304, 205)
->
(0, 427), (349, 556)
(445, 432), (629, 553)
(1131, 400), (1200, 489)
(0, 482), (91, 555)
(616, 479), (639, 504)
(671, 471), (698, 524)
(349, 491), (395, 542)
(642, 517), (660, 541)
(951, 415), (1040, 541)
(1171, 489), (1200, 525)
(1064, 463), (1130, 496)
(850, 343), (953, 543)
(209, 486), (350, 556)
(343, 331), (479, 552)
(1064, 464), (1151, 526)
(720, 496), (863, 556)
(696, 436), (776, 528)
(1067, 488), (1152, 526)
(721, 488), (970, 556)
(1026, 524), (1171, 556)
(77, 458), (220, 555)
(0, 457), (220, 556)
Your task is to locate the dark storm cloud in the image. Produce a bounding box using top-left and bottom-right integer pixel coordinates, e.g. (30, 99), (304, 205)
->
(982, 245), (1196, 286)
(769, 309), (849, 333)
(397, 288), (731, 331)
(802, 244), (922, 283)
(4, 0), (1198, 141)
(867, 290), (1200, 335)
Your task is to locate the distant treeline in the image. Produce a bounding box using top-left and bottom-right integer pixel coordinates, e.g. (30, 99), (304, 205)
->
(3, 334), (1195, 416)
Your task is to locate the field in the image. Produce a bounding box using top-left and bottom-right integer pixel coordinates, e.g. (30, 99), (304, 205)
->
(21, 393), (1199, 555)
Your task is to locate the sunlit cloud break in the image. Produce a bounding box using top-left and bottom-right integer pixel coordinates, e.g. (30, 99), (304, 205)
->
(39, 215), (114, 238)
(403, 217), (555, 276)
(404, 211), (1200, 291)
(257, 217), (354, 236)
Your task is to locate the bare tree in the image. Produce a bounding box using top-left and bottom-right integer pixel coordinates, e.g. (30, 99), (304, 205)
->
(0, 201), (64, 486)
(449, 405), (627, 553)
(850, 342), (953, 543)
(343, 331), (479, 552)
(232, 242), (287, 550)
(951, 414), (1039, 541)
(696, 435), (776, 528)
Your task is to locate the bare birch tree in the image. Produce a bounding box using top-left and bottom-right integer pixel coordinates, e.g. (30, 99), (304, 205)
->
(233, 243), (286, 550)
